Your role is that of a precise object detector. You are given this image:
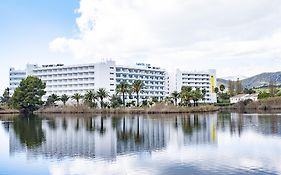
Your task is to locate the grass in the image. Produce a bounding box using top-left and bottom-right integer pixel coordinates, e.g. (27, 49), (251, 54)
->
(254, 87), (281, 93)
(35, 103), (219, 114)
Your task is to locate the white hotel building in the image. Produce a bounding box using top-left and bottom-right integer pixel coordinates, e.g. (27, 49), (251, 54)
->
(9, 68), (26, 96)
(9, 60), (217, 103)
(176, 69), (217, 103)
(9, 61), (168, 102)
(9, 64), (38, 96)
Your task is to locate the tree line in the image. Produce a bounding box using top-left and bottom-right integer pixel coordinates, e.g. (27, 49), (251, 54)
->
(1, 76), (214, 114)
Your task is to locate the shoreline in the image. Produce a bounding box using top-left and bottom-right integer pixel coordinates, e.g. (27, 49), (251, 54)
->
(0, 110), (19, 114)
(35, 104), (219, 114)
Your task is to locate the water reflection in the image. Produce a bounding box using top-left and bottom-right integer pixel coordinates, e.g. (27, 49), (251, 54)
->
(2, 113), (281, 160)
(1, 112), (281, 174)
(0, 114), (211, 160)
(216, 112), (281, 137)
(11, 116), (45, 149)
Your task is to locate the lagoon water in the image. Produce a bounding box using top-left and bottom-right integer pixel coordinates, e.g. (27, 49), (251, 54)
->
(0, 112), (281, 175)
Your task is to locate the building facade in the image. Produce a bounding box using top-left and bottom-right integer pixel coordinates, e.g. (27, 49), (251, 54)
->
(9, 64), (39, 96)
(115, 63), (168, 101)
(9, 61), (217, 104)
(176, 69), (217, 103)
(30, 61), (116, 101)
(230, 94), (258, 104)
(9, 68), (26, 96)
(9, 61), (168, 102)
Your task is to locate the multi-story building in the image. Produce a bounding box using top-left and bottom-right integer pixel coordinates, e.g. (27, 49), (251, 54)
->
(176, 69), (217, 103)
(9, 64), (39, 96)
(30, 61), (116, 100)
(9, 68), (26, 96)
(9, 61), (217, 104)
(9, 61), (168, 102)
(115, 63), (168, 101)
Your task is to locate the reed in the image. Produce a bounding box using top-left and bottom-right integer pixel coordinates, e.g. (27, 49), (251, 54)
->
(35, 103), (219, 114)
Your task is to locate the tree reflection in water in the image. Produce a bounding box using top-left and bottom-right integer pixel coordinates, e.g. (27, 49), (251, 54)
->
(75, 118), (79, 131)
(99, 116), (106, 135)
(3, 112), (281, 161)
(47, 119), (57, 130)
(134, 116), (142, 144)
(86, 117), (96, 132)
(118, 117), (132, 141)
(62, 117), (67, 130)
(182, 115), (193, 135)
(12, 115), (45, 149)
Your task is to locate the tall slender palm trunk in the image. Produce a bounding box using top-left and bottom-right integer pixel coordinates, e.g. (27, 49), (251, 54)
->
(137, 92), (139, 107)
(122, 92), (125, 107)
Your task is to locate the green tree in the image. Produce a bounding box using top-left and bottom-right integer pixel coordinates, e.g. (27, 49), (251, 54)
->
(11, 76), (46, 114)
(258, 91), (271, 99)
(191, 88), (203, 106)
(219, 84), (225, 93)
(2, 87), (10, 103)
(152, 96), (159, 103)
(180, 86), (193, 106)
(84, 90), (97, 108)
(171, 91), (180, 106)
(164, 96), (173, 104)
(201, 89), (207, 103)
(214, 87), (219, 94)
(60, 94), (69, 106)
(110, 94), (123, 108)
(243, 88), (256, 94)
(116, 81), (130, 107)
(72, 93), (83, 106)
(97, 88), (109, 108)
(46, 94), (59, 106)
(132, 80), (144, 107)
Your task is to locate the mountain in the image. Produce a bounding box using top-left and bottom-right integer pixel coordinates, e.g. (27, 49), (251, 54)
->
(218, 71), (281, 88)
(221, 75), (248, 81)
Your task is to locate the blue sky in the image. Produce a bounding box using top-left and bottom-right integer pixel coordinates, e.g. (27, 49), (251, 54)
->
(1, 0), (281, 94)
(0, 0), (80, 93)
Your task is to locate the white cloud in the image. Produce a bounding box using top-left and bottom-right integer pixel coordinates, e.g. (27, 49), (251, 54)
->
(49, 0), (281, 77)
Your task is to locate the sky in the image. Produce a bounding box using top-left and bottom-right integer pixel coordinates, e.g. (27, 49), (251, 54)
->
(1, 0), (281, 94)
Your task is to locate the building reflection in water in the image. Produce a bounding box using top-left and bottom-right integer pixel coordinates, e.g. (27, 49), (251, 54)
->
(4, 112), (281, 161)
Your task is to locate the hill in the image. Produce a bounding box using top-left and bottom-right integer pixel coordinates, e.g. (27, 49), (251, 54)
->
(218, 71), (281, 88)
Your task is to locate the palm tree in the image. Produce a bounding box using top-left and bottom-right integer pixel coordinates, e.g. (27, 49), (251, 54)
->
(46, 94), (59, 106)
(219, 84), (225, 93)
(72, 93), (83, 106)
(215, 87), (219, 94)
(60, 94), (69, 106)
(132, 80), (144, 107)
(180, 86), (193, 106)
(191, 88), (203, 106)
(110, 94), (123, 108)
(116, 81), (130, 107)
(96, 88), (109, 108)
(171, 91), (180, 106)
(202, 89), (207, 103)
(84, 90), (97, 108)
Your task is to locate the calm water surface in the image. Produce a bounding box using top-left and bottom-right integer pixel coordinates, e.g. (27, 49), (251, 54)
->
(0, 112), (281, 175)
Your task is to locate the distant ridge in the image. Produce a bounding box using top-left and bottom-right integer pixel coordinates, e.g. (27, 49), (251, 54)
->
(218, 71), (281, 88)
